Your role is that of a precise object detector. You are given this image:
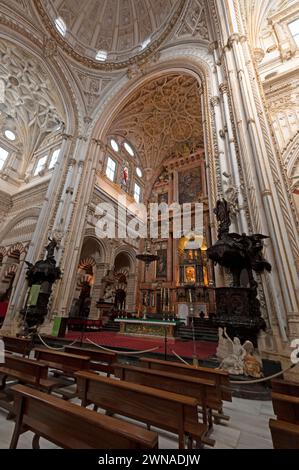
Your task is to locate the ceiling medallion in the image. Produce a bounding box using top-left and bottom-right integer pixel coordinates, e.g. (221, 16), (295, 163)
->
(33, 0), (186, 71)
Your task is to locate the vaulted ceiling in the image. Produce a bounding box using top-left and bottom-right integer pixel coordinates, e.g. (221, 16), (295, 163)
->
(108, 73), (203, 171)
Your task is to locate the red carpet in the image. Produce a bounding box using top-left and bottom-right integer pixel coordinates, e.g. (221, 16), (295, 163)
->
(65, 331), (216, 359)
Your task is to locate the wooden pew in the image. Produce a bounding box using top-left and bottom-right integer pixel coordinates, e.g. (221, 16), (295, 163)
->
(139, 357), (232, 402)
(271, 392), (299, 424)
(65, 345), (116, 376)
(76, 370), (212, 449)
(269, 418), (299, 449)
(10, 384), (158, 449)
(0, 354), (61, 414)
(113, 363), (217, 430)
(34, 348), (90, 377)
(1, 335), (32, 357)
(271, 378), (299, 398)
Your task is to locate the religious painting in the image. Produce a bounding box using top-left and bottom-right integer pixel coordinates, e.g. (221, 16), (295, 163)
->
(156, 249), (167, 278)
(178, 166), (201, 203)
(158, 192), (169, 205)
(184, 266), (196, 284)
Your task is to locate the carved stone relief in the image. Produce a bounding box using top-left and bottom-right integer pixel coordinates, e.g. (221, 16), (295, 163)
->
(0, 39), (65, 178)
(109, 74), (204, 169)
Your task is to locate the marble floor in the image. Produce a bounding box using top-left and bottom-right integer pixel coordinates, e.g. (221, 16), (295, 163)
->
(0, 384), (275, 449)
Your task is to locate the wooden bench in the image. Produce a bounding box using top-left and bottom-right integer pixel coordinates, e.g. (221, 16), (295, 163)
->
(271, 378), (299, 398)
(76, 370), (212, 449)
(269, 418), (299, 449)
(9, 384), (158, 449)
(0, 354), (61, 414)
(139, 357), (232, 402)
(113, 363), (217, 430)
(1, 335), (32, 357)
(65, 345), (116, 376)
(34, 348), (90, 377)
(271, 392), (299, 424)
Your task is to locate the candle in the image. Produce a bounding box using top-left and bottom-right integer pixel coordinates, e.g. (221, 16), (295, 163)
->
(189, 289), (192, 303)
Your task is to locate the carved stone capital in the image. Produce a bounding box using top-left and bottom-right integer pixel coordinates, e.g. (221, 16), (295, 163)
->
(210, 96), (220, 108)
(208, 41), (218, 54)
(219, 82), (229, 95)
(227, 33), (241, 48)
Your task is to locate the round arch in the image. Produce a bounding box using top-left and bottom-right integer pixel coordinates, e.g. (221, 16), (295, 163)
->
(0, 208), (41, 244)
(86, 51), (218, 218)
(113, 248), (136, 275)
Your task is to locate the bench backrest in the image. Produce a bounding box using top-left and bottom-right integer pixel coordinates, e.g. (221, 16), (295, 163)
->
(113, 363), (216, 414)
(34, 348), (90, 374)
(271, 378), (299, 398)
(3, 353), (49, 384)
(2, 335), (32, 357)
(139, 357), (231, 402)
(272, 392), (299, 424)
(65, 346), (116, 374)
(11, 384), (158, 449)
(269, 418), (299, 449)
(75, 371), (199, 435)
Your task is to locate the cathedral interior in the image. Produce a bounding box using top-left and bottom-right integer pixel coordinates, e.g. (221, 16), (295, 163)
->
(0, 0), (298, 451)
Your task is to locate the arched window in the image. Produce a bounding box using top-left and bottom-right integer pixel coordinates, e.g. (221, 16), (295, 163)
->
(0, 147), (9, 170)
(106, 156), (117, 182)
(289, 18), (299, 46)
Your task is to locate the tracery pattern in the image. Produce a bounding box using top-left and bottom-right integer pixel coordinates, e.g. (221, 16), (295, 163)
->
(109, 74), (204, 169)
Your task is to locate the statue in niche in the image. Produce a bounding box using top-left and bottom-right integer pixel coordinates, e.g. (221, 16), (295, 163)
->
(103, 285), (115, 303)
(222, 172), (239, 217)
(45, 237), (57, 260)
(219, 330), (246, 375)
(101, 269), (116, 303)
(213, 199), (231, 239)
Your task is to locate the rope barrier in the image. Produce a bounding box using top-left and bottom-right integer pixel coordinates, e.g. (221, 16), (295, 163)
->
(172, 350), (299, 386)
(171, 350), (190, 365)
(86, 338), (159, 355)
(37, 334), (79, 351)
(229, 362), (298, 385)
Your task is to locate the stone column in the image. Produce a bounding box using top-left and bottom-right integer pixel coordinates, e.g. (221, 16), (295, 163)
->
(1, 133), (74, 332)
(126, 273), (137, 313)
(211, 0), (299, 346)
(52, 138), (104, 317)
(89, 262), (110, 319)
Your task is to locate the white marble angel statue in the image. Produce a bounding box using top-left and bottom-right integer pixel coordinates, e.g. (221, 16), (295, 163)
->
(219, 330), (246, 375)
(216, 327), (233, 360)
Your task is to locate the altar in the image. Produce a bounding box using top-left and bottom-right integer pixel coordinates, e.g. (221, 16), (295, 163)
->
(114, 318), (179, 339)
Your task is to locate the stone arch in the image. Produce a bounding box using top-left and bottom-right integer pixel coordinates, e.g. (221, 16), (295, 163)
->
(0, 208), (41, 245)
(113, 247), (136, 275)
(88, 50), (218, 236)
(7, 243), (26, 258)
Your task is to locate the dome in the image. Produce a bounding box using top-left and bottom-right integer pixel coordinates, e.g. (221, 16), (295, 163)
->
(35, 0), (183, 69)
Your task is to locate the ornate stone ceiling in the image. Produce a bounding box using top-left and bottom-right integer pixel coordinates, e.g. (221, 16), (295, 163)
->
(108, 73), (203, 171)
(240, 0), (291, 51)
(34, 0), (184, 69)
(0, 39), (65, 178)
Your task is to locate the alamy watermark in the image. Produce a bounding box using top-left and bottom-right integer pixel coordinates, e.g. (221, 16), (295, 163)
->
(94, 195), (204, 244)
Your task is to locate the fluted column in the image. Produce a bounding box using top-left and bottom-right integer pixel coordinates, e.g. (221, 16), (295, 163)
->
(211, 0), (299, 345)
(1, 133), (74, 332)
